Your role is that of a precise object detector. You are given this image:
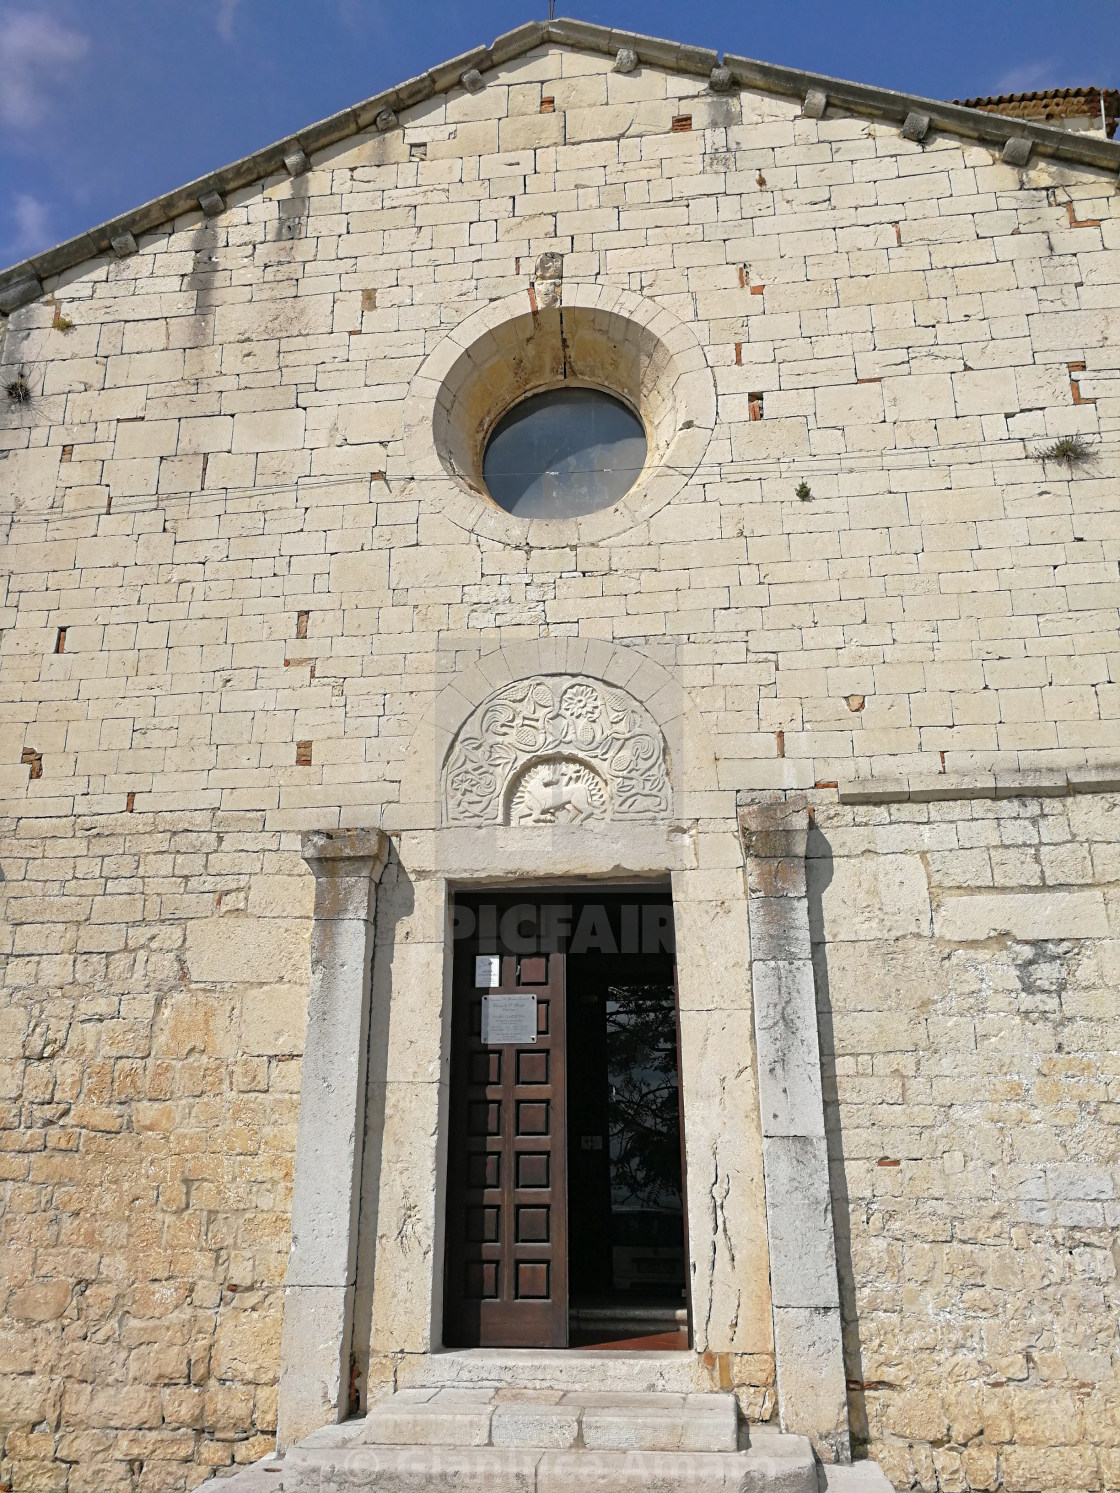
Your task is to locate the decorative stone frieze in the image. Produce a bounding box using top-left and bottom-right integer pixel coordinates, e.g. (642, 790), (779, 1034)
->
(442, 675), (671, 826)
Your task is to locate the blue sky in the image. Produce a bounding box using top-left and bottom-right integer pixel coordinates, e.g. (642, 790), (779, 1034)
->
(3, 0), (1119, 269)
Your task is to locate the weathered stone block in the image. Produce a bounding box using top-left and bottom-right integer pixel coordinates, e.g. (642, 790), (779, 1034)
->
(752, 961), (826, 1139)
(803, 89), (828, 119)
(772, 1307), (849, 1464)
(900, 111), (931, 142)
(109, 228), (138, 257)
(935, 889), (1109, 941)
(240, 983), (307, 1056)
(184, 918), (310, 985)
(276, 1285), (352, 1449)
(0, 274), (41, 312)
(6, 1280), (71, 1321)
(763, 1136), (840, 1311)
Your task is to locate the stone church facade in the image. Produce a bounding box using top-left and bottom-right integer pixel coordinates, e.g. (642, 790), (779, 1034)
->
(0, 18), (1118, 1493)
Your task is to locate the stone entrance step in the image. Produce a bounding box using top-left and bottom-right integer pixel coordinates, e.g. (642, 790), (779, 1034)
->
(395, 1347), (702, 1394)
(357, 1387), (739, 1451)
(206, 1437), (901, 1493)
(269, 1391), (818, 1491)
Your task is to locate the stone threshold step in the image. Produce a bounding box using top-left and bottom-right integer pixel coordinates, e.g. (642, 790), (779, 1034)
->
(196, 1441), (898, 1493)
(819, 1464), (896, 1492)
(199, 1442), (900, 1493)
(357, 1387), (739, 1452)
(570, 1304), (688, 1323)
(396, 1348), (701, 1394)
(281, 1429), (818, 1492)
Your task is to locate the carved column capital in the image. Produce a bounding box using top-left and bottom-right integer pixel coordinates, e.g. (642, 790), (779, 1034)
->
(301, 827), (390, 873)
(738, 795), (809, 865)
(300, 829), (390, 919)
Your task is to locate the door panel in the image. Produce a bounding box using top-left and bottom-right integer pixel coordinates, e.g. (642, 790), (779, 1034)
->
(444, 950), (567, 1347)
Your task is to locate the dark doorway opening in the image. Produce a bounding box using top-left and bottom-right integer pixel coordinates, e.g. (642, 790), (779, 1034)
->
(443, 887), (690, 1352)
(567, 945), (688, 1350)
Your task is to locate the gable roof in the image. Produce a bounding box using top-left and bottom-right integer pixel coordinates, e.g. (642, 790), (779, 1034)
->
(955, 87), (1118, 137)
(3, 15), (1119, 313)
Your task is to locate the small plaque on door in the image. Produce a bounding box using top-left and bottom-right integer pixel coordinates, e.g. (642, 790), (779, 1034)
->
(475, 954), (500, 988)
(482, 994), (538, 1045)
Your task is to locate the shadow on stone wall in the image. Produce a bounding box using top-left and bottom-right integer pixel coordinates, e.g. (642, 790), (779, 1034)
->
(350, 847), (414, 1411)
(806, 821), (869, 1456)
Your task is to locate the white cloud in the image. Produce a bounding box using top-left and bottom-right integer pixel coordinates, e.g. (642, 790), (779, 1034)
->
(0, 10), (90, 128)
(216, 0), (241, 40)
(10, 193), (51, 254)
(991, 61), (1064, 96)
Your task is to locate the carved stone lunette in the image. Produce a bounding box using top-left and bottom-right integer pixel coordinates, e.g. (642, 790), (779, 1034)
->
(442, 674), (671, 825)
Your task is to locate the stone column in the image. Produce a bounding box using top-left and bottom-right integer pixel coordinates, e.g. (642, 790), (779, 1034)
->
(277, 829), (390, 1450)
(739, 798), (850, 1465)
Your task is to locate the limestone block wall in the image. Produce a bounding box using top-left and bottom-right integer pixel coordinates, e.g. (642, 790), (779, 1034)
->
(0, 42), (1116, 820)
(0, 816), (313, 1489)
(812, 792), (1120, 1493)
(0, 30), (1118, 1493)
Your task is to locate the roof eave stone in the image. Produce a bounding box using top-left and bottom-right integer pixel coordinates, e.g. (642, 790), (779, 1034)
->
(725, 48), (1120, 169)
(490, 21), (547, 66)
(4, 15), (1120, 304)
(427, 44), (492, 94)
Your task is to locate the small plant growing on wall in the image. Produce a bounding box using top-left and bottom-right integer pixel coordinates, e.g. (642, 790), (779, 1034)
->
(5, 370), (32, 405)
(795, 480), (812, 501)
(51, 306), (74, 332)
(1034, 433), (1093, 469)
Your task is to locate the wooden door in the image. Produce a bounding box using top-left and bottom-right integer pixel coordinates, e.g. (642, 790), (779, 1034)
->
(444, 949), (568, 1348)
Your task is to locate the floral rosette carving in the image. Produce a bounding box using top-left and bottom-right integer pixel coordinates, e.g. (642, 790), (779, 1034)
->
(442, 674), (671, 824)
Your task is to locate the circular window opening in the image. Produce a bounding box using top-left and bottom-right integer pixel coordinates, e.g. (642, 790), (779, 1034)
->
(482, 387), (647, 520)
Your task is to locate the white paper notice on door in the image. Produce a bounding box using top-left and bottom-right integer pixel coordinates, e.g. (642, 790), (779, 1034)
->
(482, 994), (537, 1045)
(474, 954), (500, 988)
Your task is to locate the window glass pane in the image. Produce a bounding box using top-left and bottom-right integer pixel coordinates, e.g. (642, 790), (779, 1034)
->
(483, 387), (647, 519)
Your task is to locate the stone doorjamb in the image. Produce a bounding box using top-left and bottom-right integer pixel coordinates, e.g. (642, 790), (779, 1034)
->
(356, 825), (773, 1376)
(739, 797), (850, 1464)
(350, 638), (774, 1405)
(277, 828), (390, 1449)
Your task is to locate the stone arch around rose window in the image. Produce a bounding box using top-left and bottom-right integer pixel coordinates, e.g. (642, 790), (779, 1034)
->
(442, 674), (672, 827)
(401, 281), (716, 548)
